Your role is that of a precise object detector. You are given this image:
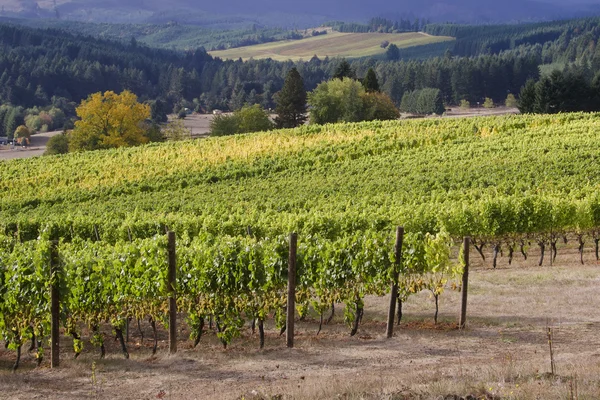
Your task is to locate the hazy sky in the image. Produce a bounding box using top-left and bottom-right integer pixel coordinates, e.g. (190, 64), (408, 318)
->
(6, 0), (600, 25)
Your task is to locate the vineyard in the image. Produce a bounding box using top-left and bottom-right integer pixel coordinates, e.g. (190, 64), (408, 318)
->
(2, 112), (600, 372)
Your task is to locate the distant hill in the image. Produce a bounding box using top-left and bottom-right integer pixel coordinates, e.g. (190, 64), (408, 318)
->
(1, 0), (600, 26)
(0, 17), (304, 51)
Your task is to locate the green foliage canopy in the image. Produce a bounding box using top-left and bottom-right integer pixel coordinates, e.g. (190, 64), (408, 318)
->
(308, 78), (366, 124)
(400, 88), (445, 115)
(275, 68), (307, 129)
(210, 105), (274, 136)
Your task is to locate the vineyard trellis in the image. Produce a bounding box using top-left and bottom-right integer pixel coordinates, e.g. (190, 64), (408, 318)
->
(0, 226), (470, 369)
(4, 113), (600, 368)
(2, 214), (600, 370)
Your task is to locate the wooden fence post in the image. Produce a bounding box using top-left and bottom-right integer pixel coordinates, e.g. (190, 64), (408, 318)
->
(168, 231), (177, 354)
(459, 237), (470, 329)
(387, 227), (404, 338)
(286, 232), (297, 348)
(50, 240), (60, 368)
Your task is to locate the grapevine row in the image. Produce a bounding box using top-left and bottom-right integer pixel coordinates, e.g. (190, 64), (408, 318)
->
(3, 112), (600, 368)
(3, 113), (600, 242)
(0, 230), (458, 369)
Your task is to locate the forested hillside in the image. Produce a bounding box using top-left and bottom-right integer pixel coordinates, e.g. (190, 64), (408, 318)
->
(423, 18), (600, 57)
(0, 16), (600, 138)
(0, 17), (304, 51)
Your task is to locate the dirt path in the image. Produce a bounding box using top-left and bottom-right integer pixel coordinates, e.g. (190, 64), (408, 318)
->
(1, 247), (599, 399)
(0, 117), (213, 162)
(175, 114), (213, 138)
(443, 106), (520, 118)
(0, 131), (61, 161)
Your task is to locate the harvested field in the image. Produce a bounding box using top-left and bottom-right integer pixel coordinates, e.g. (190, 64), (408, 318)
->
(209, 31), (454, 61)
(2, 246), (599, 399)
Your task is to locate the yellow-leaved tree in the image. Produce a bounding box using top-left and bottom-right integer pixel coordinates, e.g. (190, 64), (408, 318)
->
(14, 125), (31, 146)
(70, 90), (151, 151)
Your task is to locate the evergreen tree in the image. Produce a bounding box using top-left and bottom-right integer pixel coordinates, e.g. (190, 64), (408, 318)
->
(274, 68), (307, 129)
(149, 99), (169, 123)
(229, 84), (246, 111)
(386, 44), (400, 61)
(384, 77), (404, 106)
(534, 76), (553, 114)
(400, 91), (417, 114)
(34, 85), (48, 106)
(2, 17), (600, 123)
(591, 72), (600, 109)
(483, 98), (495, 108)
(246, 89), (258, 106)
(400, 88), (444, 115)
(362, 68), (380, 92)
(0, 106), (8, 137)
(4, 107), (23, 140)
(333, 60), (356, 80)
(518, 79), (537, 113)
(555, 70), (591, 112)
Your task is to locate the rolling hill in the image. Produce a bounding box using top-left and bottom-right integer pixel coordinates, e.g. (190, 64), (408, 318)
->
(209, 31), (454, 61)
(3, 113), (600, 241)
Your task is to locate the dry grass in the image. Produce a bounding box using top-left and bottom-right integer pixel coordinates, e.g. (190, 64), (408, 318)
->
(209, 32), (454, 61)
(2, 247), (600, 399)
(171, 114), (213, 138)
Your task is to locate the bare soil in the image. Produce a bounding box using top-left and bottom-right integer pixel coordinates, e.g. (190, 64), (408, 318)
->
(0, 131), (62, 161)
(400, 107), (520, 120)
(1, 244), (599, 399)
(175, 114), (214, 139)
(442, 106), (520, 118)
(0, 117), (213, 162)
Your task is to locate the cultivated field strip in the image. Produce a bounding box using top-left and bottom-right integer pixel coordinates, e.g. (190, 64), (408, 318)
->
(209, 31), (454, 61)
(3, 112), (600, 368)
(2, 113), (600, 242)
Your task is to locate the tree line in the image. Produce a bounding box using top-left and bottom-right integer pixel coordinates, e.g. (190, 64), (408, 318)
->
(45, 61), (436, 153)
(0, 17), (304, 52)
(326, 17), (429, 34)
(0, 22), (533, 118)
(1, 16), (600, 140)
(422, 18), (599, 58)
(209, 65), (399, 137)
(519, 66), (600, 114)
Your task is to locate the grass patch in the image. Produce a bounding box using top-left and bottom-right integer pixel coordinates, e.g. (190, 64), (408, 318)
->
(209, 31), (454, 61)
